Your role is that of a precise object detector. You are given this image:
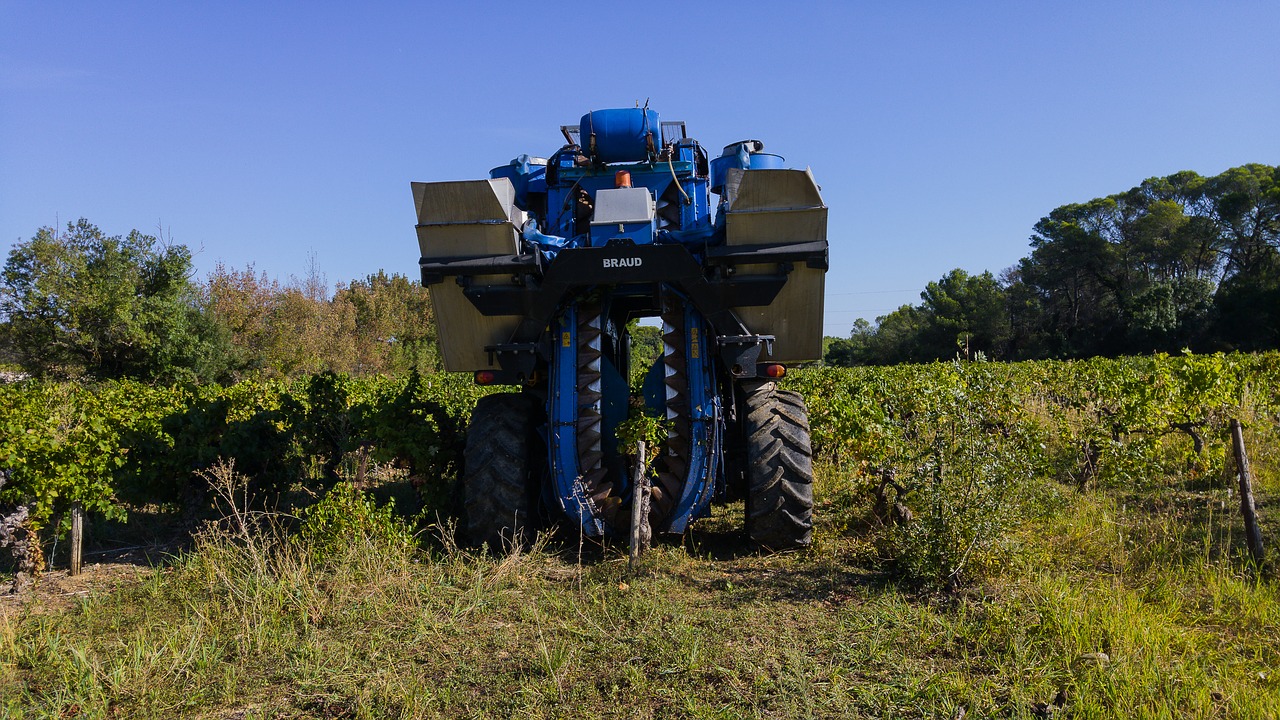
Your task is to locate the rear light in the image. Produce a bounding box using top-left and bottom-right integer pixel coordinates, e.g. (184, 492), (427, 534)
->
(474, 370), (497, 385)
(761, 363), (786, 378)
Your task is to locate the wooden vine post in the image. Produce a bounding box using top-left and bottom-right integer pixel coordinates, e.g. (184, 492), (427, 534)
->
(70, 503), (84, 576)
(629, 440), (651, 572)
(1229, 419), (1265, 565)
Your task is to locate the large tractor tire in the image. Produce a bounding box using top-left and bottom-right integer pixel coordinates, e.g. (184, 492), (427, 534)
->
(742, 381), (815, 550)
(462, 392), (540, 549)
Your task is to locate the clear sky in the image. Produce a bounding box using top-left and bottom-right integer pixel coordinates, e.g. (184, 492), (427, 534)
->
(2, 2), (1277, 337)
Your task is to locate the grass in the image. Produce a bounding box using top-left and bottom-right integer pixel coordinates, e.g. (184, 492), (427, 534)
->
(2, 456), (1277, 718)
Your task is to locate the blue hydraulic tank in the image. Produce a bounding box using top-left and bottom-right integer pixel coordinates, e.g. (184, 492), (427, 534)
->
(580, 108), (660, 163)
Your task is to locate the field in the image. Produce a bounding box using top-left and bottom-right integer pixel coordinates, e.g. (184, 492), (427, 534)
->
(2, 354), (1278, 718)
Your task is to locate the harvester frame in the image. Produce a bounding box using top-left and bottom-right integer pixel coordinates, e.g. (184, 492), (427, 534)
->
(412, 107), (828, 550)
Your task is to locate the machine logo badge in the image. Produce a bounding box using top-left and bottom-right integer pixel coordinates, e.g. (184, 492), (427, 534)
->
(602, 257), (643, 268)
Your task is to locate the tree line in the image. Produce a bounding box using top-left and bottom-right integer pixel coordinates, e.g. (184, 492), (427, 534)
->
(0, 219), (439, 382)
(826, 164), (1280, 366)
(6, 163), (1276, 380)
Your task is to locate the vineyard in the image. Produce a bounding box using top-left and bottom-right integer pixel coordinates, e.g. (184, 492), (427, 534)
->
(2, 353), (1279, 717)
(4, 352), (1277, 575)
(0, 370), (484, 557)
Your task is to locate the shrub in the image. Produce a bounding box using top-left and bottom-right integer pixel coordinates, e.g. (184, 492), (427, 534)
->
(299, 482), (416, 562)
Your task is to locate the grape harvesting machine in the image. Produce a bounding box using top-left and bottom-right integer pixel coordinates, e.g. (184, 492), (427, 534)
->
(411, 107), (828, 550)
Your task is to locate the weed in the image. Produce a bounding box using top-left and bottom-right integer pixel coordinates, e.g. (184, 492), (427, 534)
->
(300, 481), (416, 563)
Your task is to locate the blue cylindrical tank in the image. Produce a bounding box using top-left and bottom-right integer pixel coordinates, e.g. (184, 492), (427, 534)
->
(489, 155), (547, 209)
(748, 153), (784, 170)
(579, 108), (660, 163)
(709, 149), (786, 194)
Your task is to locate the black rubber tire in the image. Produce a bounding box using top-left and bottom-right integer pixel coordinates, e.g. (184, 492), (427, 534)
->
(462, 393), (539, 550)
(742, 381), (815, 550)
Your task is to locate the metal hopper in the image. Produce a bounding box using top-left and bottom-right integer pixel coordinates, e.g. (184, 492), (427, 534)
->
(412, 178), (525, 371)
(722, 168), (827, 362)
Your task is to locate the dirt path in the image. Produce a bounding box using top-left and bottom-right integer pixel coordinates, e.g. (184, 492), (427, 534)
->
(2, 544), (177, 620)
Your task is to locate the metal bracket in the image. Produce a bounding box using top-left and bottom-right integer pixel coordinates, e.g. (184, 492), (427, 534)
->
(717, 334), (775, 378)
(482, 342), (543, 384)
(419, 252), (541, 286)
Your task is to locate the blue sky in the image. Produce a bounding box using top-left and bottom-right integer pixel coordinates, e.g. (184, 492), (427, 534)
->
(2, 2), (1277, 337)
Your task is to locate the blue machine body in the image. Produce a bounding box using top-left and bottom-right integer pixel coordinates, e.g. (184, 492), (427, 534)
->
(461, 108), (815, 540)
(489, 154), (547, 210)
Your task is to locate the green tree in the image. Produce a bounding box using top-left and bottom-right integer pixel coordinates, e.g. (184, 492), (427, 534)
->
(1205, 164), (1280, 349)
(860, 305), (927, 365)
(1018, 199), (1129, 355)
(824, 319), (876, 366)
(826, 272), (1010, 367)
(1207, 164), (1280, 280)
(917, 269), (1009, 359)
(333, 271), (438, 375)
(204, 262), (280, 378)
(1000, 265), (1050, 359)
(205, 265), (437, 380)
(0, 219), (222, 381)
(1013, 165), (1279, 355)
(625, 322), (662, 385)
(826, 165), (1279, 364)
